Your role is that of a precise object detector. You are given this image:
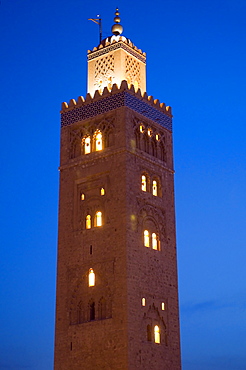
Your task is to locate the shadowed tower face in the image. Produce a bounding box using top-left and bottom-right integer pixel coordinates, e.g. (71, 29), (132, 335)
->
(54, 8), (181, 370)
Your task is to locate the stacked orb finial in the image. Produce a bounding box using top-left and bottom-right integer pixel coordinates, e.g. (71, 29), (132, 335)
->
(111, 8), (123, 35)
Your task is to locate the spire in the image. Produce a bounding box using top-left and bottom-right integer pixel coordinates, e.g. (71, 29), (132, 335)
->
(111, 8), (123, 35)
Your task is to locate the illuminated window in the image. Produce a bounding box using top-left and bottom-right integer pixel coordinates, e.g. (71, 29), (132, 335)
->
(88, 268), (95, 287)
(142, 298), (146, 306)
(100, 187), (105, 196)
(148, 128), (152, 137)
(142, 175), (147, 191)
(95, 211), (102, 227)
(81, 193), (85, 200)
(161, 302), (165, 311)
(152, 233), (158, 250)
(140, 125), (144, 133)
(86, 215), (91, 229)
(152, 180), (157, 196)
(144, 230), (150, 247)
(154, 325), (160, 344)
(84, 136), (91, 154)
(156, 134), (160, 141)
(95, 131), (103, 151)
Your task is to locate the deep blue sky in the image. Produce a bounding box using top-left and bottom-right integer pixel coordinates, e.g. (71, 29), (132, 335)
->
(1, 0), (246, 369)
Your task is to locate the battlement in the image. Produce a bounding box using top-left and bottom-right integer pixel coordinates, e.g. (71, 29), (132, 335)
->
(60, 81), (172, 131)
(61, 80), (172, 116)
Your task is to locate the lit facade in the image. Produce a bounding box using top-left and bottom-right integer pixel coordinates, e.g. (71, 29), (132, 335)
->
(54, 9), (181, 369)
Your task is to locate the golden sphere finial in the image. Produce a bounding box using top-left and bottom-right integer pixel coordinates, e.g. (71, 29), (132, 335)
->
(111, 7), (123, 35)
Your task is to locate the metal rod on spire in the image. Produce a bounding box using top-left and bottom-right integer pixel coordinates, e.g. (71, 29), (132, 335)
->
(88, 15), (102, 43)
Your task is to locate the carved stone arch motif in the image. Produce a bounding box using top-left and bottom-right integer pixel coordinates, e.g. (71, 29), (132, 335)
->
(150, 137), (157, 157)
(134, 127), (140, 149)
(157, 138), (166, 162)
(80, 195), (105, 229)
(69, 267), (113, 325)
(69, 129), (83, 159)
(138, 204), (166, 238)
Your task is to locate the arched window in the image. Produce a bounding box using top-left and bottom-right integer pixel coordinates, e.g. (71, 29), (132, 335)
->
(84, 136), (91, 154)
(142, 298), (146, 306)
(152, 180), (158, 196)
(88, 268), (95, 287)
(144, 230), (150, 248)
(81, 193), (85, 200)
(95, 211), (102, 227)
(147, 324), (152, 341)
(152, 233), (158, 250)
(142, 175), (147, 192)
(100, 187), (105, 196)
(86, 215), (91, 229)
(89, 301), (95, 321)
(154, 325), (160, 344)
(98, 297), (106, 320)
(95, 131), (103, 151)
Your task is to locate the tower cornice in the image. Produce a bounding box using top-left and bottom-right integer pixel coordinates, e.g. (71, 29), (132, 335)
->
(61, 81), (172, 131)
(88, 37), (146, 64)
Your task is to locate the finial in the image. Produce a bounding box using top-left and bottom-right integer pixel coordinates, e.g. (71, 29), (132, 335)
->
(111, 7), (123, 35)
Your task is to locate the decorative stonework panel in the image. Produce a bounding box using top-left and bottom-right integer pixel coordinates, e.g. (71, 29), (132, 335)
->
(94, 55), (115, 92)
(125, 55), (141, 88)
(61, 92), (172, 131)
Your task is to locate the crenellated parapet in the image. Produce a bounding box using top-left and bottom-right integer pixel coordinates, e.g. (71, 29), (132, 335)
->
(61, 80), (172, 131)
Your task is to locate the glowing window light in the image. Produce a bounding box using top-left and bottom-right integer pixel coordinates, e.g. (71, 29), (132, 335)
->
(156, 134), (160, 141)
(88, 268), (95, 287)
(86, 215), (91, 229)
(81, 193), (85, 200)
(95, 131), (102, 151)
(144, 230), (150, 247)
(140, 125), (144, 133)
(142, 298), (146, 306)
(154, 325), (160, 344)
(152, 233), (158, 250)
(152, 180), (157, 196)
(142, 175), (147, 192)
(161, 302), (165, 311)
(148, 128), (152, 137)
(100, 187), (105, 196)
(84, 136), (91, 154)
(95, 211), (102, 227)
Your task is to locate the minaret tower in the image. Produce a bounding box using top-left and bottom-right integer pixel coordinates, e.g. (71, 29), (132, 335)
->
(54, 9), (181, 370)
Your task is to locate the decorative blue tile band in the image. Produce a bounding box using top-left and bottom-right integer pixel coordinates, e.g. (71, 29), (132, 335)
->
(61, 92), (172, 131)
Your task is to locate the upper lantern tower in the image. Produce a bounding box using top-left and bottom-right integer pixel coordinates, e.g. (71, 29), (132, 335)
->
(87, 8), (146, 96)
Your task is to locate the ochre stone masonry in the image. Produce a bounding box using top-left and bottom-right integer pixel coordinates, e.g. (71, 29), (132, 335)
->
(54, 10), (181, 369)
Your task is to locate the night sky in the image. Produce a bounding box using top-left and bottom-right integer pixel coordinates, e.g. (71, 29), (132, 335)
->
(1, 0), (246, 369)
